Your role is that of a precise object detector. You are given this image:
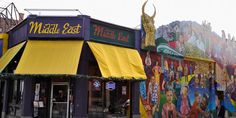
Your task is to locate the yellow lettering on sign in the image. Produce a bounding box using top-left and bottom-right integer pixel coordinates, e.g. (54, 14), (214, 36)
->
(29, 21), (42, 34)
(62, 23), (82, 34)
(41, 24), (60, 34)
(29, 22), (81, 35)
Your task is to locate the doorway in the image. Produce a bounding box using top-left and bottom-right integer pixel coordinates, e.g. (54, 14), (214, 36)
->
(50, 82), (69, 118)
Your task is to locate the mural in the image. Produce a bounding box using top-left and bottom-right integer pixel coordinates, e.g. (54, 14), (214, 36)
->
(157, 20), (236, 95)
(156, 21), (236, 65)
(139, 20), (236, 117)
(140, 51), (218, 118)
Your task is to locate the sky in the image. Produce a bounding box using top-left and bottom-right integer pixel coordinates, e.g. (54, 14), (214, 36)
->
(1, 0), (236, 38)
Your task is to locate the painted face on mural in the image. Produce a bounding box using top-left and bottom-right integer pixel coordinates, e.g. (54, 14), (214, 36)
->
(176, 72), (179, 80)
(164, 60), (169, 69)
(184, 64), (188, 69)
(151, 76), (156, 83)
(181, 86), (188, 95)
(156, 61), (159, 66)
(195, 77), (200, 85)
(200, 78), (206, 88)
(166, 90), (173, 103)
(145, 51), (151, 66)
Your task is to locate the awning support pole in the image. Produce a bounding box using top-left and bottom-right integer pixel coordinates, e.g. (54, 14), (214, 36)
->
(1, 79), (9, 118)
(22, 78), (34, 118)
(73, 79), (88, 118)
(130, 81), (141, 118)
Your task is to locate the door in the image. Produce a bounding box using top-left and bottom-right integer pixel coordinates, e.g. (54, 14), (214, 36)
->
(50, 82), (69, 118)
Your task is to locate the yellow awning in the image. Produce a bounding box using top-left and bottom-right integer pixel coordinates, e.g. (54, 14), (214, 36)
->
(0, 41), (26, 73)
(15, 40), (83, 75)
(0, 33), (8, 54)
(88, 42), (146, 79)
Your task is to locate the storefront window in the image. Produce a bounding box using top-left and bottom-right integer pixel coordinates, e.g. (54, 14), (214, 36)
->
(31, 79), (50, 118)
(7, 79), (24, 117)
(88, 80), (130, 118)
(88, 79), (104, 117)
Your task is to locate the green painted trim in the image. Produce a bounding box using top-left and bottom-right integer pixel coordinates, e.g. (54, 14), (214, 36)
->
(90, 22), (135, 48)
(157, 44), (183, 58)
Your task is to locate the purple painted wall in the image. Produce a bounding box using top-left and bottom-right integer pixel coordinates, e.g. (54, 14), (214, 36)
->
(7, 15), (140, 50)
(8, 19), (28, 48)
(135, 30), (141, 51)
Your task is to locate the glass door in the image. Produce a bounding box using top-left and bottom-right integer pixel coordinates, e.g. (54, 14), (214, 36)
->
(50, 82), (69, 118)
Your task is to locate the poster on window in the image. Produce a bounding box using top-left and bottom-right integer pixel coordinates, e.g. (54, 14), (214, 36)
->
(106, 81), (116, 91)
(122, 86), (127, 95)
(92, 80), (101, 91)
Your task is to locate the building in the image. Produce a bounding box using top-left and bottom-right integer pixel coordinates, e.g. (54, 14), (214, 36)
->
(0, 15), (146, 118)
(0, 2), (24, 33)
(0, 2), (24, 57)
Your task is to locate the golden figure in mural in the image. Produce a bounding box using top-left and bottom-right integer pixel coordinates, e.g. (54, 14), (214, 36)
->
(142, 0), (156, 47)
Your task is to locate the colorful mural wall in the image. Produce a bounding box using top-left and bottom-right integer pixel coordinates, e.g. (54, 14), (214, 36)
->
(140, 20), (236, 117)
(156, 21), (236, 91)
(139, 0), (236, 115)
(140, 51), (217, 118)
